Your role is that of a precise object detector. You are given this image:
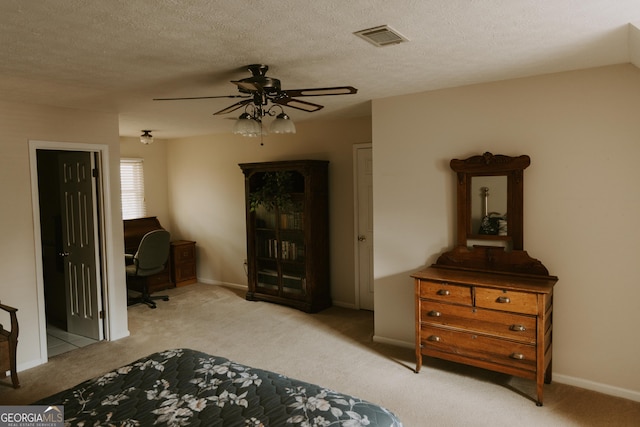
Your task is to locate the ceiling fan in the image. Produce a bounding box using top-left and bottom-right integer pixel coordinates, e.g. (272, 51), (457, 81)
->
(153, 64), (357, 136)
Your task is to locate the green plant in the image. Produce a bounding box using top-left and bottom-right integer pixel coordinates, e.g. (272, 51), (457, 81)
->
(249, 171), (294, 212)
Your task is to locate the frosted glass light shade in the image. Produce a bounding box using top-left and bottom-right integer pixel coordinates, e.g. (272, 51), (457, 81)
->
(233, 114), (262, 137)
(269, 113), (296, 134)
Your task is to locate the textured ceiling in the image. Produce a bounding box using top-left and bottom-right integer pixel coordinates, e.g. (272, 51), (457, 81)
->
(1, 1), (640, 138)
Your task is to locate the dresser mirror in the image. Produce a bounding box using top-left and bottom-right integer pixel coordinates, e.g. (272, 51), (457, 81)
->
(470, 175), (507, 236)
(450, 152), (530, 251)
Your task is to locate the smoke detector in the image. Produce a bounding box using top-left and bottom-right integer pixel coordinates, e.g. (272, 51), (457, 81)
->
(354, 25), (409, 47)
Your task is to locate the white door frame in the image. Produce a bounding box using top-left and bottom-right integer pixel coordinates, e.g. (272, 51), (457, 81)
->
(353, 142), (372, 309)
(29, 140), (114, 364)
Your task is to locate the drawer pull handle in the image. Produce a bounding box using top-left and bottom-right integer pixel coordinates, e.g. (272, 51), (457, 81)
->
(497, 296), (511, 304)
(436, 289), (450, 296)
(510, 353), (525, 360)
(427, 335), (441, 342)
(427, 310), (442, 317)
(509, 324), (526, 332)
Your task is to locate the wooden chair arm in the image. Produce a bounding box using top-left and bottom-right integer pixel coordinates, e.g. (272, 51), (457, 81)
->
(0, 303), (18, 340)
(0, 303), (17, 314)
(0, 301), (19, 388)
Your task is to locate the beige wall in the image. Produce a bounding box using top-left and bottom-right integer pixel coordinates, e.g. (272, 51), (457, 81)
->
(164, 116), (372, 307)
(5, 61), (638, 403)
(0, 100), (127, 372)
(372, 64), (640, 400)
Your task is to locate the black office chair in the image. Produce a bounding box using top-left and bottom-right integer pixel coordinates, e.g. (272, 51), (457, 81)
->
(126, 229), (171, 309)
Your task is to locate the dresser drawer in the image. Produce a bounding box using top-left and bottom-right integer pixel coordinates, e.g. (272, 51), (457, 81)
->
(475, 288), (538, 315)
(420, 324), (536, 371)
(421, 301), (536, 343)
(419, 280), (472, 306)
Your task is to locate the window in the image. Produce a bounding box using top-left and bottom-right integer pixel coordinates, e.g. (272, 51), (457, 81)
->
(120, 158), (146, 219)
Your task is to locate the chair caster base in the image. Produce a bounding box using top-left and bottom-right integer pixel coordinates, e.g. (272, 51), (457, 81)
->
(127, 295), (169, 309)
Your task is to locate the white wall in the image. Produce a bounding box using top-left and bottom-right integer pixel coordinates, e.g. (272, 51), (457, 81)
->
(164, 116), (372, 307)
(372, 64), (640, 400)
(0, 100), (127, 371)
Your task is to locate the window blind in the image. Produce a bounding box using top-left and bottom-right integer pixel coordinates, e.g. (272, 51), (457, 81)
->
(120, 158), (146, 220)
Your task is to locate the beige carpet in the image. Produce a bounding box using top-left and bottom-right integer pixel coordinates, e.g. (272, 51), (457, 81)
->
(2, 283), (639, 426)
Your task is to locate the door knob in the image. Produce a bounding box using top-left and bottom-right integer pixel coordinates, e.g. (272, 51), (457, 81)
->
(358, 235), (366, 242)
(58, 252), (70, 257)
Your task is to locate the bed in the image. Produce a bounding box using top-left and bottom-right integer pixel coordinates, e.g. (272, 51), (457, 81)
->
(35, 348), (403, 426)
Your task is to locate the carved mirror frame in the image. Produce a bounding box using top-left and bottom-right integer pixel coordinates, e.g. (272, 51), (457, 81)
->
(451, 152), (530, 251)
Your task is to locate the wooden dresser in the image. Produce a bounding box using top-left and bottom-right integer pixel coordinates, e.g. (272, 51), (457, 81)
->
(170, 240), (197, 286)
(412, 246), (557, 406)
(414, 152), (558, 406)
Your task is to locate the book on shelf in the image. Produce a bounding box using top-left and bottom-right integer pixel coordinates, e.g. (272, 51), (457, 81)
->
(255, 209), (303, 230)
(263, 238), (304, 261)
(280, 212), (303, 230)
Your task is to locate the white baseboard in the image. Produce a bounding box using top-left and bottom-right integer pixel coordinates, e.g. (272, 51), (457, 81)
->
(373, 335), (414, 349)
(196, 277), (221, 285)
(197, 278), (245, 290)
(17, 358), (47, 374)
(554, 374), (640, 403)
(197, 279), (357, 309)
(194, 281), (640, 403)
(331, 300), (357, 309)
(372, 335), (640, 403)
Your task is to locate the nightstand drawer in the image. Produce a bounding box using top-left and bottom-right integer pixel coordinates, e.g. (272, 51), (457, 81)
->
(174, 262), (196, 281)
(475, 288), (538, 315)
(419, 280), (472, 306)
(421, 301), (536, 343)
(174, 243), (195, 262)
(170, 240), (197, 286)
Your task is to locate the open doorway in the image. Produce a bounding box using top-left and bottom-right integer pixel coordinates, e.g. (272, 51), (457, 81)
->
(33, 147), (106, 358)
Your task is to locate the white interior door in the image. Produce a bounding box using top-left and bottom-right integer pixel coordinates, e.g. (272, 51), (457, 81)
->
(58, 151), (103, 340)
(355, 145), (374, 310)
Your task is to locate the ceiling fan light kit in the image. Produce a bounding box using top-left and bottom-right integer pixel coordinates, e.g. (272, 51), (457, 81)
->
(140, 130), (154, 145)
(232, 104), (296, 137)
(154, 64), (356, 137)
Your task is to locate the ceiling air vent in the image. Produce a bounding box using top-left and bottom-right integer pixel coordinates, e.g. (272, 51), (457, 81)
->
(354, 25), (409, 47)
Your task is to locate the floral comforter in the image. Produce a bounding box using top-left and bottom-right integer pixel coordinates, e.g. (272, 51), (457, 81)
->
(36, 348), (403, 426)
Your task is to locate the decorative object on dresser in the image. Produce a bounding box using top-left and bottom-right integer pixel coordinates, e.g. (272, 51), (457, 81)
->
(239, 160), (330, 313)
(170, 240), (197, 286)
(412, 152), (558, 406)
(0, 301), (19, 388)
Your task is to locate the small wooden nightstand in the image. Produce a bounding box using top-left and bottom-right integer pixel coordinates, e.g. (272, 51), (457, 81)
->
(170, 240), (197, 286)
